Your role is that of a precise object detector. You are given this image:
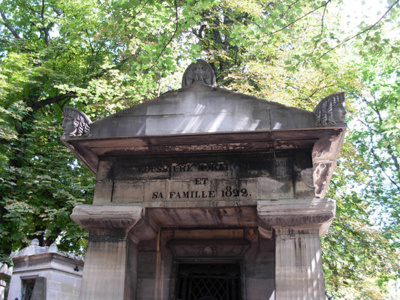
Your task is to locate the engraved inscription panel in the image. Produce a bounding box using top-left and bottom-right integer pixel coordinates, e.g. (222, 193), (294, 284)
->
(109, 152), (311, 205)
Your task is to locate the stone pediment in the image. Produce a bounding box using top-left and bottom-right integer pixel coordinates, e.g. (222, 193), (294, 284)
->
(87, 83), (315, 138)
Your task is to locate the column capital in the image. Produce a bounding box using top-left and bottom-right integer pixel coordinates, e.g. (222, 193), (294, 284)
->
(257, 198), (335, 238)
(71, 205), (143, 232)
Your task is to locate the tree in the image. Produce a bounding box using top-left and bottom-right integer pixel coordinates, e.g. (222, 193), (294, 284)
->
(320, 2), (400, 297)
(1, 0), (400, 298)
(0, 0), (115, 260)
(322, 40), (400, 299)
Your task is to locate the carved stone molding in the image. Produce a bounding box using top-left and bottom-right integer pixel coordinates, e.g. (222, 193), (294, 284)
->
(168, 239), (250, 258)
(314, 92), (347, 127)
(257, 224), (273, 239)
(182, 59), (216, 88)
(312, 131), (345, 199)
(61, 107), (91, 139)
(274, 227), (320, 237)
(71, 205), (143, 232)
(257, 198), (336, 236)
(313, 162), (332, 199)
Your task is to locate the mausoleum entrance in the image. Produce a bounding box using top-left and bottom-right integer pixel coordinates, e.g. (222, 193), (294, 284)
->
(175, 263), (241, 300)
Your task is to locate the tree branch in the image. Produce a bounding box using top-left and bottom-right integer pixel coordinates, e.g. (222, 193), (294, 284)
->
(31, 92), (77, 111)
(89, 55), (133, 80)
(0, 11), (22, 39)
(127, 0), (148, 25)
(283, 0), (301, 18)
(369, 146), (400, 190)
(151, 0), (179, 69)
(272, 0), (331, 35)
(41, 0), (45, 19)
(359, 101), (400, 191)
(320, 1), (327, 37)
(364, 97), (400, 176)
(40, 0), (50, 45)
(317, 0), (400, 60)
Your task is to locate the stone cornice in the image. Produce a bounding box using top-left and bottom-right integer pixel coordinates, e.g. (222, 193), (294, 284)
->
(62, 128), (345, 175)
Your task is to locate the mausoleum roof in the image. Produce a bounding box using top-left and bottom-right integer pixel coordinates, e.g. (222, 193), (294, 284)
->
(10, 239), (84, 262)
(61, 60), (346, 175)
(88, 83), (315, 138)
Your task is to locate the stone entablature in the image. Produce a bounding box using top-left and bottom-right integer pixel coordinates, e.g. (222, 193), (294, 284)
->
(95, 150), (314, 207)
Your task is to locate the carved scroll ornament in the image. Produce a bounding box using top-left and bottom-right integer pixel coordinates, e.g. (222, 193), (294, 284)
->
(182, 59), (216, 88)
(61, 107), (91, 138)
(314, 92), (346, 127)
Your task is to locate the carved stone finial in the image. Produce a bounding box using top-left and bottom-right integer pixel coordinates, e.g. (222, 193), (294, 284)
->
(61, 107), (91, 138)
(314, 92), (346, 127)
(182, 59), (216, 88)
(49, 243), (58, 253)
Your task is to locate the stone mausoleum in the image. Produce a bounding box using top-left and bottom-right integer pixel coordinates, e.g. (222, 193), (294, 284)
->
(7, 239), (83, 300)
(61, 60), (346, 300)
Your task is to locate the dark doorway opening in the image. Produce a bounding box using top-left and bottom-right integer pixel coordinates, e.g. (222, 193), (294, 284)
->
(175, 263), (240, 300)
(21, 278), (36, 300)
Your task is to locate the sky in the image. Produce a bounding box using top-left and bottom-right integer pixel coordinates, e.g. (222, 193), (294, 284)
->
(340, 0), (398, 38)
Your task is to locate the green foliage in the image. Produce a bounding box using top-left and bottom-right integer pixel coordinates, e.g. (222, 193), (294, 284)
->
(1, 0), (400, 298)
(321, 25), (400, 297)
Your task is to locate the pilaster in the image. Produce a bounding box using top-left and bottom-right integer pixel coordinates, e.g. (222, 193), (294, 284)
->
(71, 205), (142, 300)
(257, 198), (335, 299)
(275, 228), (325, 299)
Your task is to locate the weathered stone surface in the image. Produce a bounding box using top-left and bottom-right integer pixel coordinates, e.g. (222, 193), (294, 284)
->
(275, 228), (326, 299)
(79, 84), (314, 139)
(31, 277), (46, 300)
(78, 236), (130, 300)
(167, 229), (250, 258)
(91, 151), (316, 208)
(146, 206), (258, 228)
(10, 239), (83, 261)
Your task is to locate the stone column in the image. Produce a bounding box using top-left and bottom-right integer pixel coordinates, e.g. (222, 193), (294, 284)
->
(71, 205), (142, 300)
(275, 228), (325, 299)
(258, 198), (335, 300)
